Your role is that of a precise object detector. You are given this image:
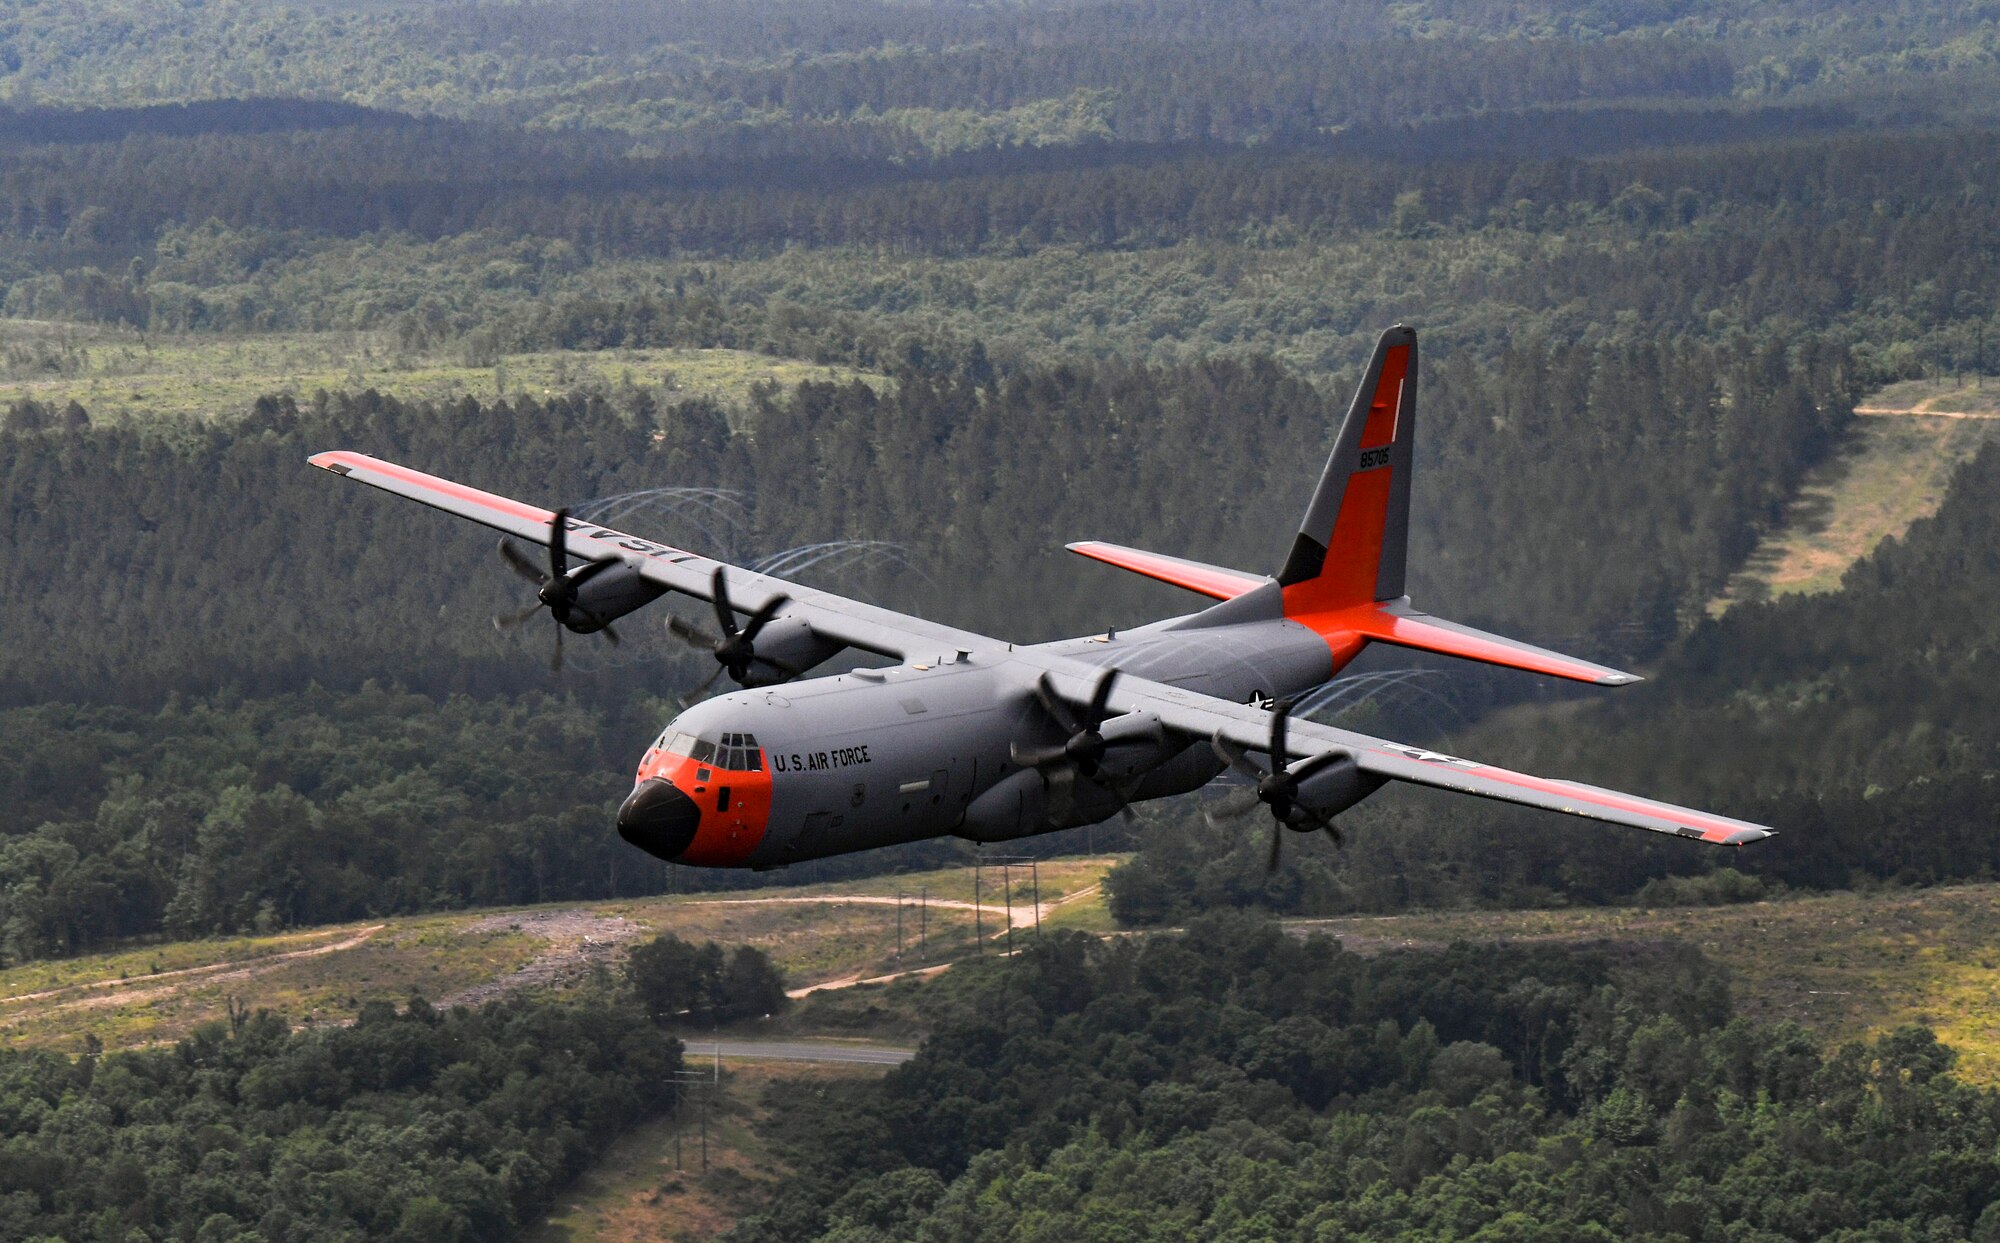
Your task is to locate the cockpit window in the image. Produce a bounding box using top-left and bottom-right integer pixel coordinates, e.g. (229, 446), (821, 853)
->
(660, 730), (760, 770)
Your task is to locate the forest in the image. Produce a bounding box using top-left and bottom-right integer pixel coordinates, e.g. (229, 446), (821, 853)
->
(726, 915), (2000, 1242)
(0, 0), (1991, 954)
(0, 330), (1856, 954)
(0, 0), (1984, 951)
(0, 989), (681, 1241)
(4, 0), (2000, 1237)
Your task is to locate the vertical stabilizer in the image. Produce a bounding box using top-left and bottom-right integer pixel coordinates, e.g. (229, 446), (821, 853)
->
(1277, 324), (1417, 611)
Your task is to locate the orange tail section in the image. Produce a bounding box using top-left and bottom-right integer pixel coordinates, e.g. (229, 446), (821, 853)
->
(1279, 326), (1640, 686)
(1069, 325), (1640, 687)
(1277, 324), (1417, 614)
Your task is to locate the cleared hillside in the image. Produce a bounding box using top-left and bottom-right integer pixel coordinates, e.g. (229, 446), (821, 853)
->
(1306, 882), (2000, 1085)
(1712, 378), (2000, 613)
(0, 321), (881, 421)
(0, 857), (1117, 1052)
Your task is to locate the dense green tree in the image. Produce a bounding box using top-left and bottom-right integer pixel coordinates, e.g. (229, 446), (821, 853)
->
(0, 990), (679, 1242)
(723, 916), (2000, 1242)
(627, 932), (790, 1026)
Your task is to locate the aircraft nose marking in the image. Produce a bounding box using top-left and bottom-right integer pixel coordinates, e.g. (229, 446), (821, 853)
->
(617, 779), (702, 861)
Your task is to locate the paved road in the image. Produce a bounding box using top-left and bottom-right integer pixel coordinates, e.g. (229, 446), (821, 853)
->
(683, 1038), (915, 1065)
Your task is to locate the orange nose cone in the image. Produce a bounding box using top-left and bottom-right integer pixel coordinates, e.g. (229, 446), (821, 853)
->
(617, 779), (702, 861)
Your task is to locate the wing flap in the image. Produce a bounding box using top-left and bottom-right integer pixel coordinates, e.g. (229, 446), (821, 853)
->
(1349, 745), (1771, 845)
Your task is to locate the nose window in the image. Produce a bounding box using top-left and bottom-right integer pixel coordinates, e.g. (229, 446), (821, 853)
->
(716, 732), (764, 772)
(662, 730), (762, 771)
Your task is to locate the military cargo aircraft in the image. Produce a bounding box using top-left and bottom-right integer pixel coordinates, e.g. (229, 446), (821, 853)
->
(311, 325), (1773, 871)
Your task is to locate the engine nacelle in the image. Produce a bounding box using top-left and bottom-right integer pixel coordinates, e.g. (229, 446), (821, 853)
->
(1292, 754), (1387, 823)
(958, 766), (1134, 840)
(563, 561), (667, 634)
(735, 614), (845, 686)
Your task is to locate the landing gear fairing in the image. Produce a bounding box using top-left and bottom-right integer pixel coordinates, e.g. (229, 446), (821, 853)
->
(310, 326), (1774, 870)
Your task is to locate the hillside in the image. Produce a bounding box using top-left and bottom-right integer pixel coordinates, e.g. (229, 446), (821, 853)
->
(0, 320), (883, 422)
(0, 858), (1117, 1053)
(24, 856), (2000, 1093)
(1712, 379), (2000, 612)
(1309, 884), (2000, 1087)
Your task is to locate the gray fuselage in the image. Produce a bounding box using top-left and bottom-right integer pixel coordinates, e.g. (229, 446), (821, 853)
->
(630, 609), (1337, 867)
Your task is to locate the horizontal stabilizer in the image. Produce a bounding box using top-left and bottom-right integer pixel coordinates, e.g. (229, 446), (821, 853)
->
(1336, 603), (1632, 687)
(1068, 541), (1268, 601)
(1296, 599), (1641, 686)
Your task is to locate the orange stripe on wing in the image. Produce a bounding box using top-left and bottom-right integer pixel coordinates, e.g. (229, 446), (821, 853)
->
(1068, 542), (1266, 600)
(1284, 602), (1635, 686)
(1451, 762), (1768, 845)
(309, 451), (553, 526)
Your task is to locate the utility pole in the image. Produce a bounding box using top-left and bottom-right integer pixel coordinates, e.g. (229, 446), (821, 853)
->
(669, 1065), (715, 1171)
(920, 885), (927, 953)
(1032, 858), (1042, 936)
(1003, 860), (1014, 956)
(896, 891), (904, 958)
(973, 856), (983, 954)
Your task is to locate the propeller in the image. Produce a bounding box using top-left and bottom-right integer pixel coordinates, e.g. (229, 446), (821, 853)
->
(493, 507), (624, 672)
(666, 566), (794, 702)
(1208, 699), (1350, 873)
(1010, 668), (1139, 824)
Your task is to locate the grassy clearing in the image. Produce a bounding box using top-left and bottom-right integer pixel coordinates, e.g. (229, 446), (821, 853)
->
(526, 1060), (882, 1243)
(0, 915), (542, 1052)
(1300, 882), (2000, 1085)
(0, 319), (882, 421)
(1712, 382), (2000, 613)
(0, 858), (1122, 1053)
(0, 923), (363, 1000)
(1865, 375), (2000, 417)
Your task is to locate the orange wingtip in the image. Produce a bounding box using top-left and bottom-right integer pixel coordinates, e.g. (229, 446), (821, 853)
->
(1067, 541), (1267, 601)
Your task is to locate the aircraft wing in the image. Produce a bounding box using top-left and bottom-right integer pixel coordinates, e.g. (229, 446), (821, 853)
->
(1053, 666), (1774, 846)
(307, 451), (1000, 662)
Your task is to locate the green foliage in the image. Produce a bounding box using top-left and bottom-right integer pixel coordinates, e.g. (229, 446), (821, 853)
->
(0, 990), (679, 1241)
(626, 932), (789, 1027)
(0, 330), (1848, 710)
(726, 915), (2000, 1241)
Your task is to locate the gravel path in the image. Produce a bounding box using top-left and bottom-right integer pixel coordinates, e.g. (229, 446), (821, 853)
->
(442, 909), (648, 1007)
(681, 1038), (915, 1065)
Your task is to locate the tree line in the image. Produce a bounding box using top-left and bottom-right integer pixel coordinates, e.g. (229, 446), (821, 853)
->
(6, 121), (1993, 381)
(8, 111), (1985, 264)
(0, 331), (1852, 709)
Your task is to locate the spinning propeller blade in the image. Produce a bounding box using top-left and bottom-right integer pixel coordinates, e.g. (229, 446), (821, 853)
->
(1011, 667), (1140, 824)
(665, 567), (796, 699)
(1208, 699), (1347, 872)
(491, 507), (623, 671)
